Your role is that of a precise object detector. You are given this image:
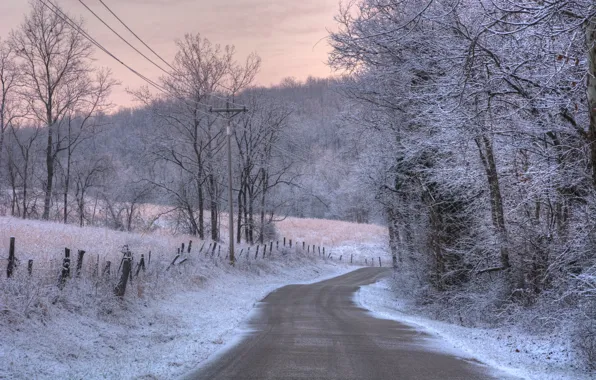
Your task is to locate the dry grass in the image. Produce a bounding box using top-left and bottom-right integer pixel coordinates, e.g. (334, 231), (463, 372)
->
(0, 213), (387, 278)
(137, 205), (388, 248)
(0, 217), (194, 278)
(275, 217), (387, 246)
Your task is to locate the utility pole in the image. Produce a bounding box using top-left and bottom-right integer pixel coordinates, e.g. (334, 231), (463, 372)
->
(210, 102), (247, 265)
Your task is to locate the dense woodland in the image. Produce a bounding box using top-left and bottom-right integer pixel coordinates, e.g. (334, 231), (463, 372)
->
(329, 0), (596, 367)
(2, 0), (596, 369)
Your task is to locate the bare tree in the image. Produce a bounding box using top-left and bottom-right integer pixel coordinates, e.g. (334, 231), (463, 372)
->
(135, 33), (260, 240)
(74, 156), (111, 227)
(0, 37), (20, 167)
(235, 90), (292, 243)
(10, 0), (115, 220)
(6, 123), (42, 219)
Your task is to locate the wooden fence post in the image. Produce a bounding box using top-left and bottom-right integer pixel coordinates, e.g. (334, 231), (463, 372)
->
(263, 244), (267, 258)
(135, 254), (146, 277)
(378, 257), (382, 267)
(283, 237), (286, 247)
(93, 254), (99, 277)
(302, 241), (305, 250)
(167, 254), (181, 270)
(114, 250), (132, 297)
(351, 254), (353, 264)
(181, 243), (185, 254)
(255, 245), (260, 259)
(58, 248), (71, 289)
(247, 246), (251, 259)
(188, 240), (193, 253)
(269, 241), (273, 255)
(289, 239), (292, 248)
(276, 241), (279, 250)
(7, 237), (15, 278)
(211, 243), (217, 256)
(76, 250), (86, 277)
(148, 251), (151, 266)
(28, 260), (33, 275)
(129, 255), (134, 283)
(307, 245), (310, 254)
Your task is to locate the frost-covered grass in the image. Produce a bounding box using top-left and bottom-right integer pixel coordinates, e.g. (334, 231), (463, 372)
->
(356, 278), (591, 380)
(0, 215), (369, 379)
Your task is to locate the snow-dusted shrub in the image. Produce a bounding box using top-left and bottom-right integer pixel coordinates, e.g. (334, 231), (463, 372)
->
(575, 318), (596, 369)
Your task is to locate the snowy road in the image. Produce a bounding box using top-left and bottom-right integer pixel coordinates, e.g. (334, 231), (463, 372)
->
(184, 268), (513, 380)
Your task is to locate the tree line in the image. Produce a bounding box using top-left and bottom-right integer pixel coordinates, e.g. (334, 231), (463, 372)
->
(0, 1), (374, 245)
(329, 0), (596, 366)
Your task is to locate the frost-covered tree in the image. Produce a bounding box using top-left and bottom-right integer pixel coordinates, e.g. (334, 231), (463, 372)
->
(329, 1), (596, 363)
(133, 33), (260, 239)
(10, 0), (114, 220)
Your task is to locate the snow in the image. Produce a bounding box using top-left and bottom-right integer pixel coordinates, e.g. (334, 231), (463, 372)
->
(0, 215), (367, 379)
(0, 257), (355, 379)
(355, 278), (593, 380)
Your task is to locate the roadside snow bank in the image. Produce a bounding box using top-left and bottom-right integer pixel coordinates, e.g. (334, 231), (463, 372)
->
(355, 278), (591, 380)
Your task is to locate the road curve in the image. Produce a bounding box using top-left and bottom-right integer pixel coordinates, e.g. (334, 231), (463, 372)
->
(183, 268), (507, 380)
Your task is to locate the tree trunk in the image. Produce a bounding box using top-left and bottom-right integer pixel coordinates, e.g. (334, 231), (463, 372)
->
(237, 185), (243, 244)
(259, 168), (267, 244)
(475, 134), (510, 269)
(197, 164), (205, 239)
(587, 17), (596, 188)
(209, 173), (218, 241)
(386, 207), (400, 269)
(248, 184), (254, 244)
(244, 182), (249, 243)
(63, 145), (72, 224)
(21, 151), (28, 219)
(186, 204), (199, 235)
(43, 127), (54, 220)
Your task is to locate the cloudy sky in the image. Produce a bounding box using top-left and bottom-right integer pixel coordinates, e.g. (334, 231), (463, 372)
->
(0, 0), (339, 107)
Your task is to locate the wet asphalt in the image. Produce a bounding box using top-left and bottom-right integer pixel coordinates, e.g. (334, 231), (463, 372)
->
(183, 267), (511, 380)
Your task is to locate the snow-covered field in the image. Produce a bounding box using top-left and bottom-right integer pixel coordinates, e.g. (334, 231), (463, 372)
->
(0, 216), (387, 379)
(2, 258), (354, 379)
(356, 279), (591, 380)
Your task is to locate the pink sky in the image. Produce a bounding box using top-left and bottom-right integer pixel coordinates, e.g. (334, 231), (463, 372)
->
(0, 0), (339, 108)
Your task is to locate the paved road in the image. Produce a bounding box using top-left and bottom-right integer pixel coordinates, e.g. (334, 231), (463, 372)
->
(184, 268), (507, 380)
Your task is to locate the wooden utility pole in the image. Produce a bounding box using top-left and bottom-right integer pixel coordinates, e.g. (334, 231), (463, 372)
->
(210, 102), (247, 265)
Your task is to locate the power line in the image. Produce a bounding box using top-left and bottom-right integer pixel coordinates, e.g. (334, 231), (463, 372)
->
(79, 0), (218, 110)
(42, 1), (314, 173)
(92, 0), (245, 108)
(78, 0), (171, 77)
(40, 0), (221, 120)
(97, 0), (177, 73)
(41, 0), (164, 92)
